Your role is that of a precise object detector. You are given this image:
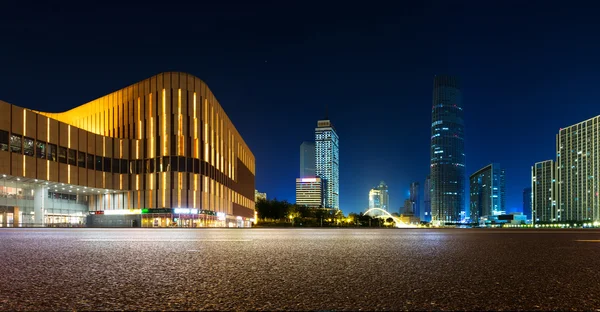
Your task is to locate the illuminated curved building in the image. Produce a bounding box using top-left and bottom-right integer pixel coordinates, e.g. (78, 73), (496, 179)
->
(0, 72), (255, 228)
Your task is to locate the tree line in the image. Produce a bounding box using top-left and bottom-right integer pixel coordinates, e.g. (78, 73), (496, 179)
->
(255, 198), (397, 227)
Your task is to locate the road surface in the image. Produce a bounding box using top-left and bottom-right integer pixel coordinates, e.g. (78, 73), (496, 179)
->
(1, 228), (599, 311)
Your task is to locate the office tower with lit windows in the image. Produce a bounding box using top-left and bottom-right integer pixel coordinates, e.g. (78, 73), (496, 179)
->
(532, 160), (556, 223)
(0, 72), (255, 228)
(409, 182), (420, 218)
(469, 163), (505, 222)
(368, 181), (389, 211)
(295, 177), (324, 208)
(556, 116), (600, 222)
(430, 75), (465, 224)
(315, 119), (339, 209)
(300, 141), (315, 178)
(523, 187), (532, 219)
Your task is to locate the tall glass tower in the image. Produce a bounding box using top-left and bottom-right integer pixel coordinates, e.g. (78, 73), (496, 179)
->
(315, 119), (339, 209)
(430, 75), (465, 224)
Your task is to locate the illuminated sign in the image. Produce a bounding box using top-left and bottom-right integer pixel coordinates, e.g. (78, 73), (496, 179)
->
(141, 208), (172, 214)
(103, 209), (141, 215)
(217, 212), (226, 221)
(173, 208), (198, 214)
(301, 178), (317, 182)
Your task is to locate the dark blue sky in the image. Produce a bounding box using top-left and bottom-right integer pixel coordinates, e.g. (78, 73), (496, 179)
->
(1, 1), (599, 214)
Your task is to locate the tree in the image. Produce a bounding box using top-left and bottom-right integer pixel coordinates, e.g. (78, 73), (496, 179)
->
(255, 198), (294, 221)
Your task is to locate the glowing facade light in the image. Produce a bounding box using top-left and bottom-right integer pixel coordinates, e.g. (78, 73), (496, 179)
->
(173, 208), (198, 214)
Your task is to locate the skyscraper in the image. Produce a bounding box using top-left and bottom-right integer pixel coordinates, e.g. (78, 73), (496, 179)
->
(430, 75), (465, 224)
(409, 182), (420, 218)
(368, 181), (389, 211)
(315, 119), (339, 209)
(423, 175), (431, 222)
(469, 163), (506, 222)
(299, 141), (315, 178)
(556, 116), (600, 222)
(522, 187), (532, 220)
(532, 160), (556, 223)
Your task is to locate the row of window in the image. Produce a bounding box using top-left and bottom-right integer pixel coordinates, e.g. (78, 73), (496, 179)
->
(0, 130), (206, 174)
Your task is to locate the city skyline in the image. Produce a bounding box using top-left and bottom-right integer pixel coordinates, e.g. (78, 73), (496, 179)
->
(2, 2), (600, 215)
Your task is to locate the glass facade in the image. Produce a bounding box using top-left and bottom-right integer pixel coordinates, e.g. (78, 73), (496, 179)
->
(299, 141), (315, 179)
(368, 181), (389, 211)
(469, 163), (505, 223)
(430, 75), (465, 224)
(315, 120), (339, 209)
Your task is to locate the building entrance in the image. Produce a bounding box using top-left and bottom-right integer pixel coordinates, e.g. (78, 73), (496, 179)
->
(0, 206), (18, 227)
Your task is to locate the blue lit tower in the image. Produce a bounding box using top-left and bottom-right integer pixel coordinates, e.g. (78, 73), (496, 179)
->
(430, 75), (465, 224)
(315, 119), (339, 209)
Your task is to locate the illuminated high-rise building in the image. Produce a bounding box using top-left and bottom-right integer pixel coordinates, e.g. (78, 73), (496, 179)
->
(0, 72), (255, 228)
(300, 141), (315, 178)
(296, 177), (324, 208)
(556, 116), (600, 222)
(315, 119), (339, 209)
(532, 160), (556, 223)
(368, 181), (389, 211)
(469, 163), (505, 222)
(430, 75), (465, 224)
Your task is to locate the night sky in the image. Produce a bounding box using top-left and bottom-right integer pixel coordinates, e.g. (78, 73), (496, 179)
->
(1, 1), (600, 214)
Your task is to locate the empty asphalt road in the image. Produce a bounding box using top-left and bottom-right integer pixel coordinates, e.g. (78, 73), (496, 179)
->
(1, 228), (599, 311)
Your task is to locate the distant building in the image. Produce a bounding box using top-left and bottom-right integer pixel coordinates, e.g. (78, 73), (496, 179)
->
(469, 163), (506, 223)
(295, 177), (324, 208)
(430, 75), (465, 224)
(556, 116), (600, 222)
(368, 181), (389, 211)
(423, 175), (431, 222)
(532, 160), (556, 223)
(402, 199), (414, 215)
(315, 119), (339, 209)
(523, 187), (532, 219)
(299, 141), (315, 178)
(255, 190), (267, 202)
(409, 182), (420, 218)
(480, 212), (528, 226)
(400, 198), (420, 224)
